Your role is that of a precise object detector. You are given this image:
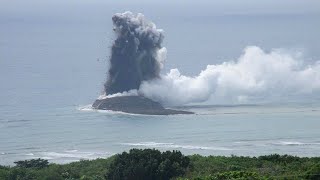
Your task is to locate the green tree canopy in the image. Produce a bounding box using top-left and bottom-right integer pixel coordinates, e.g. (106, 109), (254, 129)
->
(106, 149), (190, 180)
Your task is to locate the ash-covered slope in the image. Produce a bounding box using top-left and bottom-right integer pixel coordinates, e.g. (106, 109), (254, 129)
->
(92, 96), (193, 115)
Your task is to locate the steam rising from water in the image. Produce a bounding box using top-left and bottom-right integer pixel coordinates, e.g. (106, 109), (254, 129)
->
(103, 12), (320, 106)
(140, 46), (320, 105)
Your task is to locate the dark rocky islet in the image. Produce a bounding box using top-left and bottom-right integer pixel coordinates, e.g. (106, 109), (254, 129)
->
(92, 96), (193, 115)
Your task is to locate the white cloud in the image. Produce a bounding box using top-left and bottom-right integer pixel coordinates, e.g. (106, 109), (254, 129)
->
(139, 46), (320, 105)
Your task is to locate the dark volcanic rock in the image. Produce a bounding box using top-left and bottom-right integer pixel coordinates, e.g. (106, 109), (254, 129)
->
(92, 96), (193, 115)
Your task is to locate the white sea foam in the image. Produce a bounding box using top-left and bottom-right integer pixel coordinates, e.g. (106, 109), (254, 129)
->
(121, 142), (232, 151)
(78, 105), (124, 114)
(37, 150), (111, 161)
(234, 140), (320, 147)
(77, 104), (94, 111)
(78, 104), (169, 116)
(65, 149), (78, 153)
(275, 141), (320, 146)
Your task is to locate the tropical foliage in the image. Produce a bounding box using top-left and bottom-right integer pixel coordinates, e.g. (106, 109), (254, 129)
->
(0, 149), (319, 180)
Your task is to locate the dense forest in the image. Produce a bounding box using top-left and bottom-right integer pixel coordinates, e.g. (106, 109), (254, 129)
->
(1, 149), (320, 180)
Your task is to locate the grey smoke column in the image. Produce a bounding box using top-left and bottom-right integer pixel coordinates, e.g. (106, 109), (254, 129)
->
(104, 12), (165, 95)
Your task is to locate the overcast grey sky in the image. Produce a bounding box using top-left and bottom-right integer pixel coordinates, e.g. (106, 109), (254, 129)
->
(1, 0), (320, 106)
(1, 0), (320, 15)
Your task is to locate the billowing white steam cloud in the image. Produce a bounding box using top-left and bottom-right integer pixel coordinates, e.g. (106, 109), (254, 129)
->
(139, 46), (320, 105)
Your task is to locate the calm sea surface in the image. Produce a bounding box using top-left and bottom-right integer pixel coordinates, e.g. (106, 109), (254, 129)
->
(0, 104), (320, 165)
(1, 2), (320, 165)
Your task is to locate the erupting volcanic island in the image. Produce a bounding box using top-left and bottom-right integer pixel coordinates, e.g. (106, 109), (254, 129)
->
(93, 96), (193, 115)
(92, 12), (193, 115)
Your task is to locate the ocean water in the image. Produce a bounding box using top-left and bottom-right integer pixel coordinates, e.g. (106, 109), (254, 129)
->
(1, 1), (320, 165)
(0, 104), (320, 165)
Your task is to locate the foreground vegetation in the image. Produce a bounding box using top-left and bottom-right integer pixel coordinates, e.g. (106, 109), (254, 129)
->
(1, 149), (320, 180)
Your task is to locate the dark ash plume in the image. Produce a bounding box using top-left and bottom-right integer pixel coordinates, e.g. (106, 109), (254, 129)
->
(104, 11), (166, 95)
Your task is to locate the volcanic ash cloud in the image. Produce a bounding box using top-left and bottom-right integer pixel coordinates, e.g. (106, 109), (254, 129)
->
(104, 11), (166, 95)
(102, 12), (320, 106)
